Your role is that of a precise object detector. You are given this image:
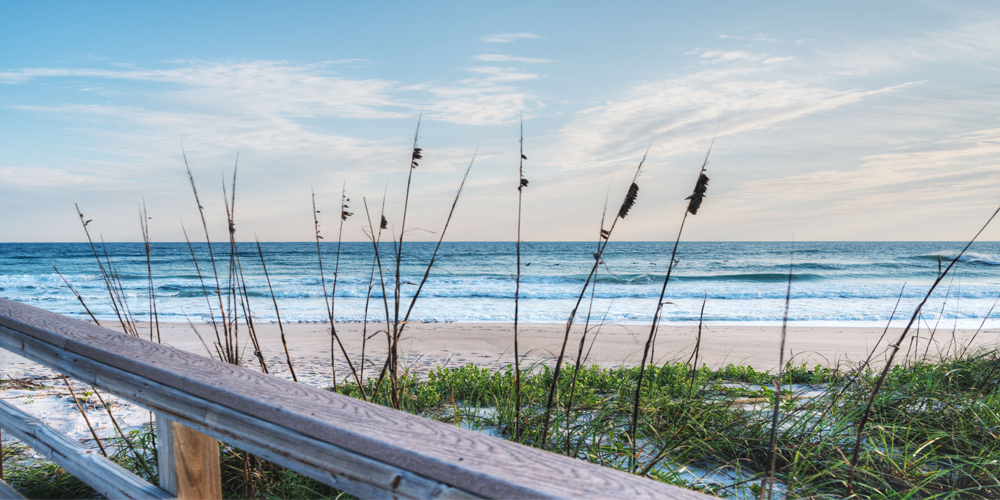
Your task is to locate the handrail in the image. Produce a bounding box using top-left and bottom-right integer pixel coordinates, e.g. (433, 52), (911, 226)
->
(0, 398), (171, 499)
(0, 298), (709, 499)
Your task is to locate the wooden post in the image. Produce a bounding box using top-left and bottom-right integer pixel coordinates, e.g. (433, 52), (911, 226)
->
(155, 414), (222, 500)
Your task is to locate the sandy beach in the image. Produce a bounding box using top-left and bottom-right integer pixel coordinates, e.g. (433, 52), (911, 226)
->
(6, 320), (998, 385)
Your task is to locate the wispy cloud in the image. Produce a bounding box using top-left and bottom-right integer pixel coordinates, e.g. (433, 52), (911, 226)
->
(0, 59), (546, 206)
(699, 51), (793, 65)
(706, 127), (1000, 239)
(735, 128), (1000, 203)
(465, 66), (539, 82)
(480, 32), (542, 43)
(823, 18), (1000, 75)
(0, 166), (126, 190)
(552, 65), (916, 173)
(0, 62), (407, 118)
(718, 33), (780, 42)
(2, 60), (542, 128)
(475, 54), (551, 63)
(417, 67), (541, 125)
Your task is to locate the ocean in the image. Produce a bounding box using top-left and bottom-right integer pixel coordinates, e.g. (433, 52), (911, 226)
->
(2, 241), (999, 328)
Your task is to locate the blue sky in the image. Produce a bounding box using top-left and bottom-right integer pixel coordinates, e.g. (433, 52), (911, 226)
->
(2, 1), (1000, 242)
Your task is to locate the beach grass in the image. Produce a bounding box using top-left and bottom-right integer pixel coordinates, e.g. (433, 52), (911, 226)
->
(6, 350), (1000, 498)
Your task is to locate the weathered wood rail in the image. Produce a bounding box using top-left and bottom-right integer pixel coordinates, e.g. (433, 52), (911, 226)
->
(0, 298), (709, 499)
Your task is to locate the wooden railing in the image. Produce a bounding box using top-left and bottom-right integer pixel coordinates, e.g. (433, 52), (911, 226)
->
(0, 298), (709, 499)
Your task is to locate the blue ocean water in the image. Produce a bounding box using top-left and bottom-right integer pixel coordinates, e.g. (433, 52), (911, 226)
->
(2, 242), (1000, 327)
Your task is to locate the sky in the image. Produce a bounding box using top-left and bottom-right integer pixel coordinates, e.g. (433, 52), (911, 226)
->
(2, 1), (1000, 242)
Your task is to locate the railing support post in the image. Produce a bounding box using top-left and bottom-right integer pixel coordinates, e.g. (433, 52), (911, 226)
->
(155, 414), (222, 499)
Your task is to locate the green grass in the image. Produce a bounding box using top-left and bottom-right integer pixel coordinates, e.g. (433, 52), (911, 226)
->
(333, 351), (1000, 498)
(4, 350), (999, 498)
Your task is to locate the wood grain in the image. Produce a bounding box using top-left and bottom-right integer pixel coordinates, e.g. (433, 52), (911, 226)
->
(0, 298), (710, 499)
(0, 398), (172, 499)
(156, 415), (222, 500)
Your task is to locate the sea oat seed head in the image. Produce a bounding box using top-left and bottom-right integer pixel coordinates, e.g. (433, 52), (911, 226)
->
(411, 148), (423, 169)
(618, 182), (639, 219)
(685, 173), (710, 215)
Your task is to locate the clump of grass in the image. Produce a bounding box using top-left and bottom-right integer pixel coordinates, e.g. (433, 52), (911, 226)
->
(1, 422), (159, 500)
(311, 187), (364, 392)
(219, 443), (353, 499)
(2, 456), (100, 499)
(331, 350), (1000, 498)
(629, 136), (714, 470)
(539, 140), (653, 446)
(74, 204), (139, 336)
(846, 202), (1000, 495)
(361, 117), (479, 410)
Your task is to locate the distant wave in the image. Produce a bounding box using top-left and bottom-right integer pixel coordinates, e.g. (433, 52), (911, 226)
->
(10, 276), (1000, 301)
(43, 306), (997, 325)
(518, 272), (827, 284)
(674, 273), (826, 283)
(916, 251), (1000, 266)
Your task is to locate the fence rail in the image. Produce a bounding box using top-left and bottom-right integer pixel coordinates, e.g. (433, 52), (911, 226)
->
(0, 298), (709, 499)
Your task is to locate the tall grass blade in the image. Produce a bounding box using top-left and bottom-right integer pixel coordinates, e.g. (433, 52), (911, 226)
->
(764, 246), (793, 500)
(183, 150), (232, 364)
(139, 201), (160, 343)
(514, 117), (527, 440)
(540, 140), (652, 446)
(75, 205), (131, 335)
(629, 135), (714, 469)
(52, 264), (101, 325)
(256, 237), (296, 382)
